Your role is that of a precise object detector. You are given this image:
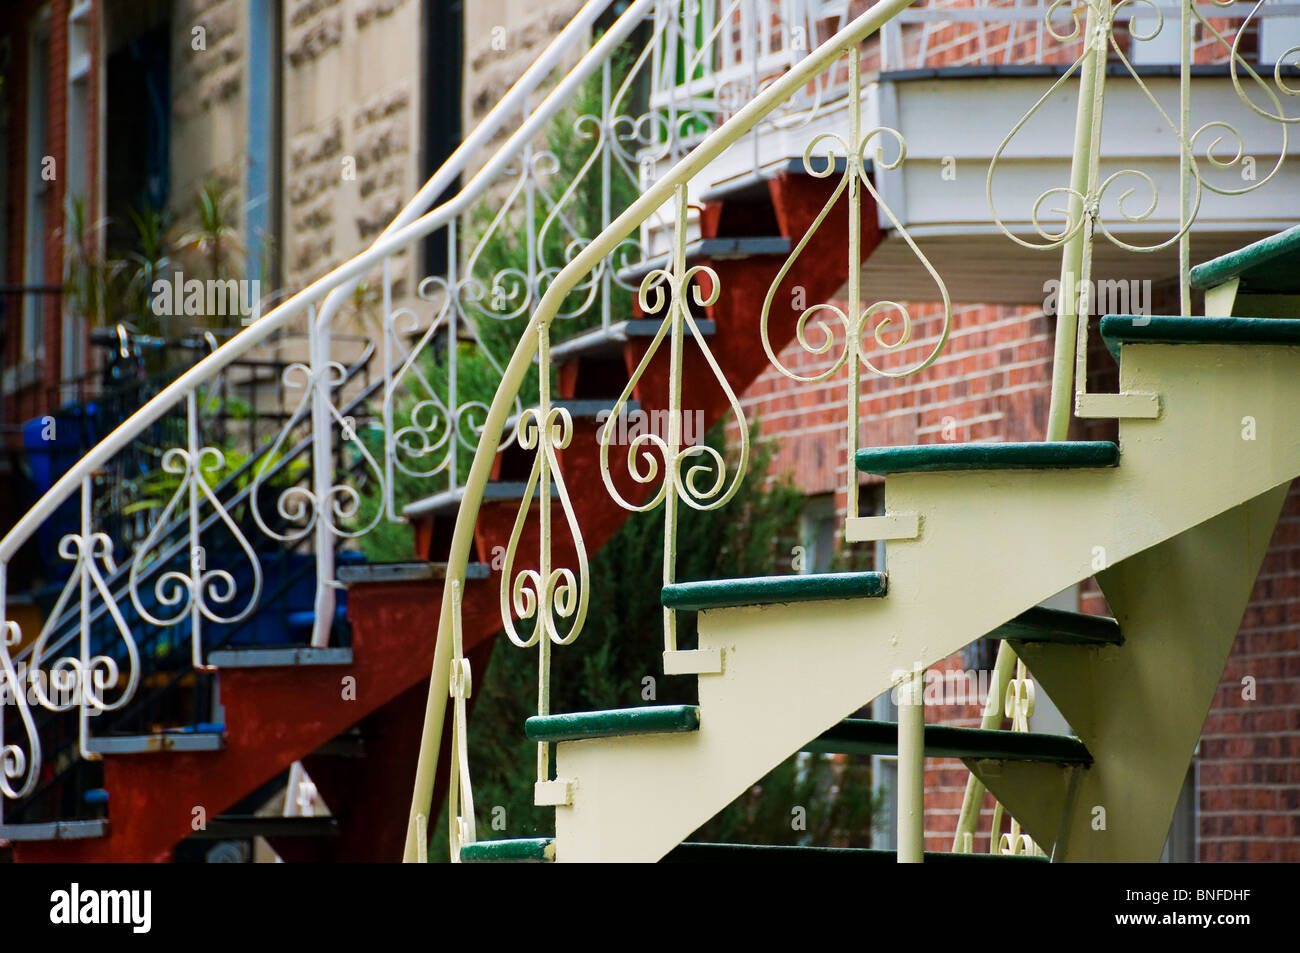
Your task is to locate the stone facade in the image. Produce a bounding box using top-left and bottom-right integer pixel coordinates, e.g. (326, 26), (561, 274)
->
(160, 0), (422, 353)
(170, 0), (247, 239)
(463, 0), (586, 133)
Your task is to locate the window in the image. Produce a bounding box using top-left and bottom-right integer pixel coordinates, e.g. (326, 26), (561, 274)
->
(245, 0), (282, 287)
(63, 2), (93, 397)
(421, 0), (463, 279)
(797, 493), (837, 574)
(870, 686), (898, 850)
(104, 15), (170, 253)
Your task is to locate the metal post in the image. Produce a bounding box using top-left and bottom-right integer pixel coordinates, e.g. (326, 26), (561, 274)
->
(1046, 0), (1106, 442)
(309, 305), (336, 648)
(951, 641), (1017, 849)
(1179, 0), (1192, 316)
(897, 665), (925, 862)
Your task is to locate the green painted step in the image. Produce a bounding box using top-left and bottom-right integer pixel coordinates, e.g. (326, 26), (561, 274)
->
(1189, 224), (1300, 295)
(991, 605), (1122, 647)
(661, 571), (887, 611)
(525, 705), (700, 743)
(459, 838), (555, 863)
(856, 441), (1119, 476)
(458, 838), (1048, 863)
(804, 719), (1092, 764)
(1100, 315), (1300, 360)
(662, 842), (1047, 863)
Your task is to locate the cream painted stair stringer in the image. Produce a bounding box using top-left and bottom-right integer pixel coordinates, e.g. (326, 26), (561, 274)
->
(981, 485), (1289, 860)
(553, 341), (1300, 862)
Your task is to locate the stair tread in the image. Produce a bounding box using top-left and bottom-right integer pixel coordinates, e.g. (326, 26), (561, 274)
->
(459, 838), (556, 863)
(0, 819), (109, 842)
(525, 705), (700, 743)
(548, 318), (716, 363)
(1189, 224), (1300, 294)
(457, 836), (1048, 863)
(701, 156), (852, 204)
(403, 481), (535, 519)
(191, 815), (340, 840)
(805, 719), (1092, 764)
(208, 646), (353, 668)
(856, 441), (1119, 475)
(337, 561), (491, 585)
(1100, 315), (1300, 360)
(85, 730), (225, 755)
(617, 236), (792, 284)
(661, 571), (887, 611)
(663, 842), (1047, 863)
(992, 605), (1122, 646)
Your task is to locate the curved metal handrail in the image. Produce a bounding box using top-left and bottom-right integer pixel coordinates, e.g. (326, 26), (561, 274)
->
(401, 0), (924, 862)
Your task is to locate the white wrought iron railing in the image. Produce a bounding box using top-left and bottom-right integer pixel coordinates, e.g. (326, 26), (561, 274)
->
(407, 0), (1298, 863)
(0, 0), (683, 820)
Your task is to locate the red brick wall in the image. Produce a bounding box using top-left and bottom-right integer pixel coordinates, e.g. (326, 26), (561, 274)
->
(1200, 485), (1300, 862)
(729, 302), (1053, 521)
(884, 3), (1252, 71)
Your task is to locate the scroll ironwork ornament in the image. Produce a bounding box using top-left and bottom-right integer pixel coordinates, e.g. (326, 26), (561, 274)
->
(987, 0), (1288, 257)
(449, 1), (837, 346)
(1212, 0), (1300, 127)
(501, 405), (591, 652)
(17, 479), (143, 794)
(383, 274), (457, 492)
(35, 534), (140, 724)
(599, 185), (749, 656)
(2, 486), (145, 810)
(992, 659), (1042, 856)
(379, 256), (525, 520)
(132, 395), (264, 671)
(760, 46), (950, 523)
(250, 361), (385, 544)
(0, 616), (39, 803)
(499, 323), (591, 787)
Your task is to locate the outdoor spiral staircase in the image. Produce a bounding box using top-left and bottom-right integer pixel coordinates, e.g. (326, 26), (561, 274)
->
(3, 0), (1299, 862)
